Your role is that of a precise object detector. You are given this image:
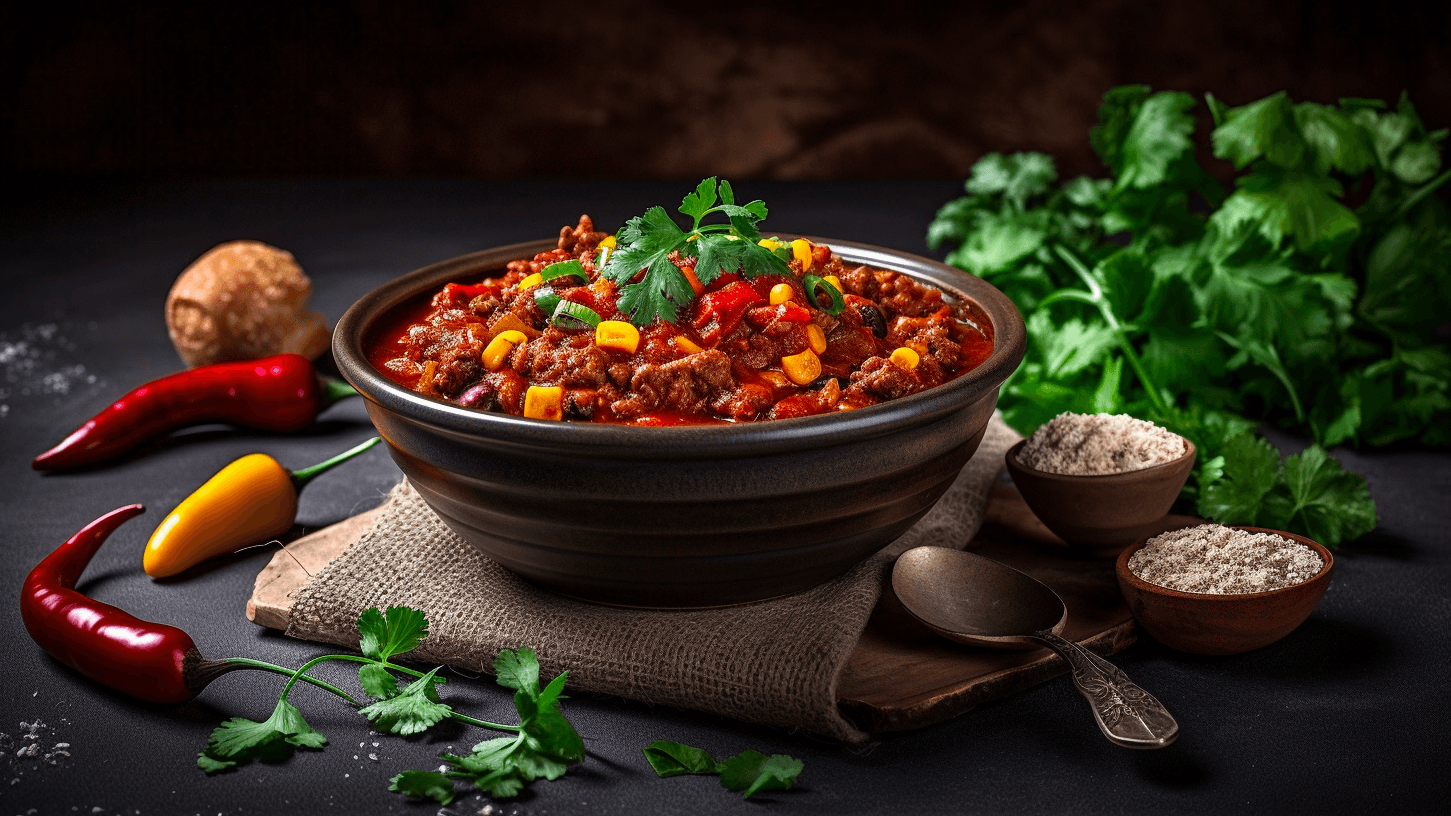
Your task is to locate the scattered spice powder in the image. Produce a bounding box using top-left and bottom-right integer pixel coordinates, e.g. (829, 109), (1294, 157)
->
(1128, 524), (1325, 594)
(1018, 412), (1186, 475)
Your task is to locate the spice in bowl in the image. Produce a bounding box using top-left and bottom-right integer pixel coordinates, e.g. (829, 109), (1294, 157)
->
(1115, 525), (1335, 655)
(1127, 524), (1325, 594)
(1003, 413), (1195, 549)
(1018, 412), (1186, 475)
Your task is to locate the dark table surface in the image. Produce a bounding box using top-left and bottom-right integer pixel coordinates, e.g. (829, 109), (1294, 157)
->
(2, 180), (1447, 816)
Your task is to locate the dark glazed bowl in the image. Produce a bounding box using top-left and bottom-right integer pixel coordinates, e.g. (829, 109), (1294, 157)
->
(334, 236), (1025, 607)
(1004, 438), (1196, 551)
(1116, 526), (1334, 655)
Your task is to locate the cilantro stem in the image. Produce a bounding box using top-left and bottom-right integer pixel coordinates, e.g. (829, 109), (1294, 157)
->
(1050, 244), (1170, 415)
(224, 658), (359, 706)
(279, 655), (357, 704)
(447, 712), (522, 733)
(1395, 168), (1451, 219)
(274, 654), (521, 732)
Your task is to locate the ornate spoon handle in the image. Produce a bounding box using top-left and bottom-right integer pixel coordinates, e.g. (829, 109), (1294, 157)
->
(1032, 631), (1179, 749)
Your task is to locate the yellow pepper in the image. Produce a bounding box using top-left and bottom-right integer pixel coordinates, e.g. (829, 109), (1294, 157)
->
(143, 437), (381, 578)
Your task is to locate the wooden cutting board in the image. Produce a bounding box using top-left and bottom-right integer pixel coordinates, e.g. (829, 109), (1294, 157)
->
(247, 484), (1195, 734)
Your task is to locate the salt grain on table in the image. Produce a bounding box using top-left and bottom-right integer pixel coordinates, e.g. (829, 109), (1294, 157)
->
(1019, 412), (1186, 475)
(1129, 524), (1324, 594)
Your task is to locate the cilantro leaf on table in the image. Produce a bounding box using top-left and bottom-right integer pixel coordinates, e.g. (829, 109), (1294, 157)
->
(357, 605), (428, 663)
(1198, 433), (1375, 547)
(358, 663), (400, 700)
(718, 750), (805, 799)
(359, 667), (452, 735)
(601, 177), (787, 325)
(197, 699), (327, 773)
(643, 741), (804, 800)
(642, 740), (722, 776)
(1198, 433), (1283, 527)
(389, 770), (455, 805)
(1279, 445), (1377, 545)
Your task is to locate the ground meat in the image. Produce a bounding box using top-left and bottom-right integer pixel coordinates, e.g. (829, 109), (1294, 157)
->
(611, 349), (735, 418)
(559, 215), (607, 253)
(846, 356), (925, 401)
(563, 387), (598, 419)
(889, 319), (963, 371)
(711, 383), (776, 420)
(469, 294), (502, 317)
(768, 377), (842, 420)
(516, 330), (610, 386)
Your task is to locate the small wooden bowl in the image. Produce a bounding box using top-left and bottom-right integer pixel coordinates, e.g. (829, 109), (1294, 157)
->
(1004, 438), (1195, 550)
(1115, 527), (1334, 655)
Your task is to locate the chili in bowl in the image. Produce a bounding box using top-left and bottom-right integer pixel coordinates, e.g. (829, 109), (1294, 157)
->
(333, 181), (1025, 607)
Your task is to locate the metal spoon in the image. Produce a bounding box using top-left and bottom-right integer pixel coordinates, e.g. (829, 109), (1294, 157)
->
(891, 546), (1179, 749)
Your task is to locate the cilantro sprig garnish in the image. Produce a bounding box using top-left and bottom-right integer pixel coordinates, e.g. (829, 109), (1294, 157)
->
(197, 606), (583, 802)
(601, 177), (790, 325)
(925, 85), (1451, 545)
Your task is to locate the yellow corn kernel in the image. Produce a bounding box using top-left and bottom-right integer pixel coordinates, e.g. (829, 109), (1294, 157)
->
(791, 239), (814, 271)
(758, 237), (783, 251)
(769, 283), (795, 305)
(595, 320), (641, 354)
(823, 274), (843, 293)
(523, 385), (564, 420)
(673, 335), (704, 355)
(599, 235), (617, 250)
(518, 272), (544, 291)
(781, 349), (822, 385)
(806, 324), (827, 354)
(482, 330), (527, 370)
(889, 347), (920, 370)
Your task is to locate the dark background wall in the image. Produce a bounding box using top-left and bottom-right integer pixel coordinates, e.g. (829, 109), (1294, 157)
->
(4, 0), (1448, 181)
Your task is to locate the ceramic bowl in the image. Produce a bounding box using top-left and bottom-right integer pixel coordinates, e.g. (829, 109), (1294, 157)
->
(1003, 438), (1196, 550)
(333, 236), (1026, 607)
(1115, 526), (1334, 655)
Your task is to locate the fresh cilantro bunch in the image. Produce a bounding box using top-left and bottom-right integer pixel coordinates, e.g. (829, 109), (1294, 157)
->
(197, 606), (584, 802)
(602, 176), (790, 324)
(928, 85), (1450, 545)
(643, 740), (805, 799)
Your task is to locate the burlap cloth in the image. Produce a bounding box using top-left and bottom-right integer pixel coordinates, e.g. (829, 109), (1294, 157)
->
(286, 415), (1021, 744)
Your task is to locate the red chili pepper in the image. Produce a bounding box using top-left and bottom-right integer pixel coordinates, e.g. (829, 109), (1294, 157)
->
(32, 354), (357, 471)
(691, 281), (765, 345)
(22, 505), (208, 703)
(21, 506), (356, 705)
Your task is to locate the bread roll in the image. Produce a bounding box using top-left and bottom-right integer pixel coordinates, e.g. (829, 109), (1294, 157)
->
(166, 240), (331, 368)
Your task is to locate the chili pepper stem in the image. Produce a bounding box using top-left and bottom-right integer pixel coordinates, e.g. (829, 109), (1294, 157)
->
(321, 377), (360, 407)
(290, 436), (382, 490)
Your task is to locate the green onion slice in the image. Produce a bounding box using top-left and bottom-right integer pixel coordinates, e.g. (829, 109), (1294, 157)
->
(802, 274), (846, 315)
(534, 285), (561, 315)
(542, 259), (588, 285)
(552, 299), (602, 330)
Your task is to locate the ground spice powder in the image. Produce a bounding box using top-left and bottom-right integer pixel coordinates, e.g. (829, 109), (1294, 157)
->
(1128, 524), (1324, 594)
(1018, 412), (1186, 475)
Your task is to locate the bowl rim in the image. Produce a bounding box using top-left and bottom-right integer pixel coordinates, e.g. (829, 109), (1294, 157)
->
(333, 234), (1026, 457)
(1004, 436), (1198, 481)
(1115, 524), (1335, 601)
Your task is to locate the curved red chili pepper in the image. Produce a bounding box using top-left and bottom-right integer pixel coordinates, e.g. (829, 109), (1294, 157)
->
(32, 353), (357, 471)
(20, 505), (203, 704)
